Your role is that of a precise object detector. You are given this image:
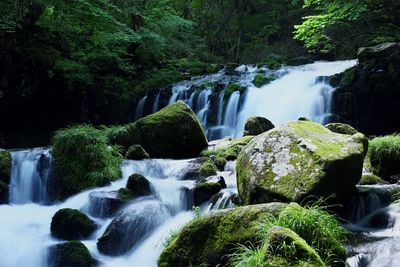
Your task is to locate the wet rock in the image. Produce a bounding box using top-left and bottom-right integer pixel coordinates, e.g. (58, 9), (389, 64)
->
(125, 144), (149, 160)
(49, 241), (95, 267)
(88, 190), (131, 218)
(126, 173), (151, 197)
(244, 116), (275, 136)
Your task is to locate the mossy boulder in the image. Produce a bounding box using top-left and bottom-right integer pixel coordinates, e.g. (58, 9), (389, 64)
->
(325, 123), (358, 135)
(51, 208), (97, 240)
(52, 125), (122, 200)
(109, 102), (208, 159)
(359, 173), (388, 185)
(199, 159), (218, 177)
(237, 120), (368, 204)
(193, 182), (222, 206)
(49, 241), (95, 267)
(158, 202), (287, 267)
(264, 226), (325, 267)
(369, 134), (400, 181)
(0, 181), (8, 204)
(126, 173), (151, 196)
(244, 116), (275, 136)
(0, 150), (12, 184)
(125, 144), (149, 160)
(252, 74), (275, 87)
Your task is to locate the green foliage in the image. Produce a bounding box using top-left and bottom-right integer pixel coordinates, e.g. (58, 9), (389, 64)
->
(52, 125), (122, 199)
(224, 83), (246, 100)
(369, 134), (400, 179)
(257, 203), (348, 264)
(228, 243), (266, 267)
(199, 159), (218, 177)
(252, 74), (275, 88)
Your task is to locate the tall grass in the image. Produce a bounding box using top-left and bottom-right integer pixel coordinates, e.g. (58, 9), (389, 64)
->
(52, 125), (122, 199)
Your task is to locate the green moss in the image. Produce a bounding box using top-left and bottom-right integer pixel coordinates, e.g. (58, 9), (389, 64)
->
(51, 208), (97, 240)
(0, 150), (11, 184)
(359, 174), (387, 185)
(125, 144), (149, 160)
(199, 159), (218, 177)
(117, 188), (134, 201)
(252, 74), (275, 87)
(341, 68), (356, 86)
(108, 102), (208, 159)
(50, 241), (95, 267)
(224, 83), (246, 100)
(158, 203), (287, 267)
(369, 134), (400, 180)
(325, 123), (358, 135)
(52, 125), (122, 199)
(126, 173), (151, 196)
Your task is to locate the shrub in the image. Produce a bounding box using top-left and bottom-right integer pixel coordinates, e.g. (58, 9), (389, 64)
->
(52, 125), (122, 199)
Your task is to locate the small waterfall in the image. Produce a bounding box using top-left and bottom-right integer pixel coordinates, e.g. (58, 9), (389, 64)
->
(221, 91), (241, 138)
(195, 89), (212, 128)
(216, 91), (225, 125)
(152, 92), (160, 113)
(9, 148), (53, 204)
(187, 92), (195, 109)
(135, 95), (148, 120)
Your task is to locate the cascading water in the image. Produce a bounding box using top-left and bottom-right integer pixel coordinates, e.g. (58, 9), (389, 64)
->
(143, 60), (357, 140)
(0, 153), (238, 267)
(152, 92), (160, 113)
(134, 95), (148, 120)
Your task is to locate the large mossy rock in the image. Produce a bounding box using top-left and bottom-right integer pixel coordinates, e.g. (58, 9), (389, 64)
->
(52, 125), (122, 200)
(125, 144), (149, 160)
(369, 135), (400, 181)
(97, 199), (169, 256)
(237, 120), (368, 204)
(244, 116), (275, 136)
(51, 208), (97, 240)
(126, 173), (151, 196)
(0, 150), (12, 185)
(49, 241), (95, 267)
(158, 202), (286, 267)
(109, 102), (208, 159)
(264, 226), (325, 267)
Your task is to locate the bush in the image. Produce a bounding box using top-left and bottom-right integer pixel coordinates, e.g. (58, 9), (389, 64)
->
(369, 134), (400, 180)
(52, 125), (122, 199)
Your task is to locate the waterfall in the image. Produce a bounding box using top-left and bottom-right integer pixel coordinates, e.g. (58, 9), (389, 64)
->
(152, 92), (160, 113)
(221, 91), (241, 138)
(134, 95), (148, 120)
(216, 91), (225, 125)
(9, 148), (53, 204)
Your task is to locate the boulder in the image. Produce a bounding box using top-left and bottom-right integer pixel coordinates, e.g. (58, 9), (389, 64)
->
(359, 173), (387, 185)
(369, 135), (400, 181)
(87, 190), (133, 218)
(126, 173), (152, 196)
(48, 241), (95, 267)
(199, 158), (218, 177)
(244, 116), (275, 136)
(51, 208), (97, 240)
(264, 226), (324, 267)
(193, 182), (222, 206)
(357, 43), (400, 63)
(109, 102), (208, 159)
(158, 203), (286, 267)
(125, 144), (149, 160)
(237, 120), (368, 204)
(0, 150), (12, 184)
(325, 123), (358, 135)
(97, 199), (169, 256)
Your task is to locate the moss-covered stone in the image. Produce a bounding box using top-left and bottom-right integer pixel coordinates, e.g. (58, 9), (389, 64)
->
(0, 180), (8, 204)
(325, 123), (358, 135)
(193, 182), (221, 206)
(244, 116), (275, 136)
(0, 150), (12, 184)
(252, 74), (275, 87)
(109, 102), (208, 159)
(51, 208), (97, 240)
(237, 120), (368, 204)
(126, 173), (151, 197)
(264, 226), (325, 267)
(359, 173), (388, 185)
(125, 144), (149, 160)
(158, 202), (287, 267)
(369, 134), (400, 181)
(52, 125), (122, 200)
(199, 159), (218, 177)
(224, 83), (246, 100)
(49, 241), (95, 267)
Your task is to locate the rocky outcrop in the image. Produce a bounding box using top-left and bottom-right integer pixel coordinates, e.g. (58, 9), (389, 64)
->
(244, 116), (275, 136)
(331, 43), (400, 135)
(237, 120), (368, 205)
(109, 102), (208, 159)
(50, 208), (97, 240)
(158, 202), (287, 267)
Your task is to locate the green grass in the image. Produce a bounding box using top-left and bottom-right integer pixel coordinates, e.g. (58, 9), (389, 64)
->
(52, 125), (123, 199)
(257, 202), (348, 265)
(228, 243), (266, 267)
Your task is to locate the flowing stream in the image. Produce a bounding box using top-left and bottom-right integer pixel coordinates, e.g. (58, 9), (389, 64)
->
(136, 60), (357, 140)
(0, 149), (235, 267)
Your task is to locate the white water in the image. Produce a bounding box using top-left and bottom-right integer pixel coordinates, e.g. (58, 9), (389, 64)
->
(143, 60), (357, 140)
(0, 149), (235, 267)
(134, 95), (148, 120)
